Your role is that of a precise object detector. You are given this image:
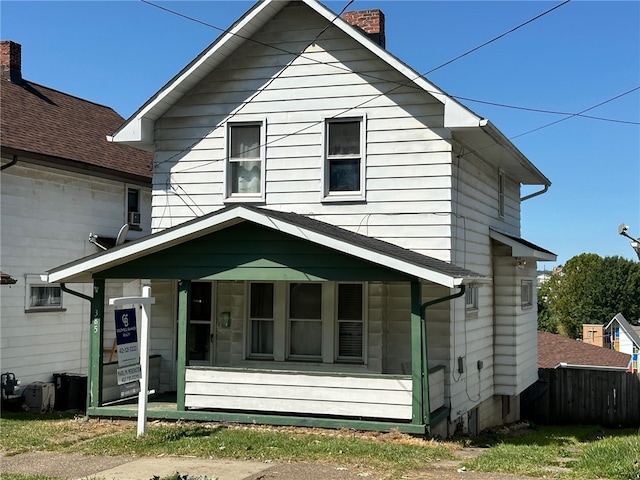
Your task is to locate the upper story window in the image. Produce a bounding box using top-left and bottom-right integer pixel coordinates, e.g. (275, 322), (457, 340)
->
(25, 274), (64, 312)
(323, 116), (366, 201)
(226, 122), (265, 201)
(521, 279), (533, 307)
(465, 285), (478, 311)
(498, 169), (505, 218)
(127, 187), (141, 228)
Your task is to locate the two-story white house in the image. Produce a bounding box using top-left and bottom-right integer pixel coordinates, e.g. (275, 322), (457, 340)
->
(45, 0), (555, 436)
(0, 40), (152, 402)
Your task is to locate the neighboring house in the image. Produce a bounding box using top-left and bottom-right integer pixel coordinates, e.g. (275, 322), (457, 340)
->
(538, 331), (631, 371)
(45, 1), (556, 437)
(582, 315), (640, 372)
(605, 314), (640, 372)
(0, 41), (152, 391)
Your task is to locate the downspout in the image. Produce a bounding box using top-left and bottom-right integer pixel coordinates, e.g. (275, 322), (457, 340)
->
(520, 184), (549, 202)
(420, 285), (466, 433)
(60, 283), (93, 304)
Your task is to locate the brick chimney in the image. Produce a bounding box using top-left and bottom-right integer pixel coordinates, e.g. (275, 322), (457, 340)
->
(1, 40), (22, 84)
(342, 9), (386, 48)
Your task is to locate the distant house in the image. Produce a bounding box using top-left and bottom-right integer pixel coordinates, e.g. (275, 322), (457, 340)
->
(605, 314), (640, 372)
(0, 41), (152, 391)
(45, 0), (555, 436)
(538, 331), (631, 371)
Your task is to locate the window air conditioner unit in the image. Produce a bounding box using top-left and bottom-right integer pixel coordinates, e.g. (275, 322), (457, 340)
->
(128, 212), (141, 226)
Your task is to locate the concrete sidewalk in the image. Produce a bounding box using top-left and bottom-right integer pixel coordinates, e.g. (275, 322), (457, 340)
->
(0, 451), (271, 480)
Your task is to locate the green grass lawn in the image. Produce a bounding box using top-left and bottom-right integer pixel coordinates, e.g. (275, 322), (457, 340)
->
(1, 412), (639, 479)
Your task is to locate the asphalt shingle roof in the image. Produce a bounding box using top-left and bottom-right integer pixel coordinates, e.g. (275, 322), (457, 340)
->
(1, 77), (151, 180)
(538, 331), (631, 369)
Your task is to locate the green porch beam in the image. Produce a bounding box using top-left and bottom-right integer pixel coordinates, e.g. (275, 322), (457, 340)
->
(176, 280), (191, 411)
(89, 279), (105, 408)
(410, 280), (425, 431)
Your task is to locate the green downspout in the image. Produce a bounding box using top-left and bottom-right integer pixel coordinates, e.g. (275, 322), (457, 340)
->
(60, 281), (104, 409)
(420, 284), (466, 434)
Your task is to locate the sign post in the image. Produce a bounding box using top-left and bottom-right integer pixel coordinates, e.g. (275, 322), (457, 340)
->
(109, 285), (155, 436)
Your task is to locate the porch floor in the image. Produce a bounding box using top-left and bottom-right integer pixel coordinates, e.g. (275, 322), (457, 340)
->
(88, 392), (434, 435)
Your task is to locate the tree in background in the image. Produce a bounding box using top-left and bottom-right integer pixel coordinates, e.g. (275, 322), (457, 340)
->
(538, 253), (640, 338)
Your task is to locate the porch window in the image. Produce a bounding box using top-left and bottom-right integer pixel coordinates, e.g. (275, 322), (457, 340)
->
(323, 117), (365, 201)
(337, 283), (364, 360)
(226, 122), (264, 200)
(249, 282), (274, 357)
(288, 283), (322, 359)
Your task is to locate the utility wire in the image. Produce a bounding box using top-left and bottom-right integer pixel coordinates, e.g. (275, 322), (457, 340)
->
(510, 86), (640, 139)
(423, 0), (571, 75)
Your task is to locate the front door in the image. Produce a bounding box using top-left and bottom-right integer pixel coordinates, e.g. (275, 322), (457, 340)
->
(188, 282), (214, 365)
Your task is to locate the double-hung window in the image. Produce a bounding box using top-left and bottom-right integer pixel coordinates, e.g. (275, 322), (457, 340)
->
(323, 117), (365, 200)
(288, 283), (322, 360)
(249, 282), (274, 358)
(336, 283), (364, 361)
(227, 122), (265, 200)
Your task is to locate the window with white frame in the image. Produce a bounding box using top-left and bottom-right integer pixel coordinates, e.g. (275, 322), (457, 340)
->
(227, 122), (264, 199)
(465, 285), (478, 311)
(521, 279), (533, 307)
(248, 282), (274, 358)
(336, 283), (364, 360)
(323, 117), (365, 199)
(25, 274), (63, 311)
(246, 281), (365, 364)
(498, 169), (505, 218)
(127, 187), (141, 228)
(288, 283), (323, 360)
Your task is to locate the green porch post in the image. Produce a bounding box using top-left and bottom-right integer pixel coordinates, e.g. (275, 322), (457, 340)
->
(89, 278), (105, 408)
(410, 280), (425, 428)
(177, 280), (191, 411)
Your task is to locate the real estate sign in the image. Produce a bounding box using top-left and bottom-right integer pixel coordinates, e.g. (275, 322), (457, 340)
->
(114, 308), (141, 391)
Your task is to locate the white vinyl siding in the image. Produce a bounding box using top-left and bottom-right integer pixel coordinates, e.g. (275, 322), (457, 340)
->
(151, 3), (453, 261)
(0, 160), (151, 387)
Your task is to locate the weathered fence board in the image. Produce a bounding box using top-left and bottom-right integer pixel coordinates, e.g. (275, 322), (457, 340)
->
(521, 368), (640, 427)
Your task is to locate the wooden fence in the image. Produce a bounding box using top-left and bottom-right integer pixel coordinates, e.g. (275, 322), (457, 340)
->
(521, 368), (640, 427)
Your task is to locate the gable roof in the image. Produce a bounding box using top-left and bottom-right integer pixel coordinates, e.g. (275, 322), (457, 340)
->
(47, 205), (485, 288)
(538, 331), (631, 370)
(110, 0), (549, 186)
(605, 313), (640, 349)
(1, 76), (152, 182)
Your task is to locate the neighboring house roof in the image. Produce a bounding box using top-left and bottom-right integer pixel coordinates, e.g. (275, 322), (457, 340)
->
(0, 270), (17, 285)
(110, 0), (549, 187)
(47, 205), (486, 288)
(605, 313), (640, 349)
(489, 229), (557, 261)
(1, 67), (152, 182)
(538, 331), (631, 370)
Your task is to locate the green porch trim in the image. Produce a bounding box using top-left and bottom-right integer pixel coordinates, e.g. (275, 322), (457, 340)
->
(89, 279), (105, 408)
(85, 406), (428, 435)
(410, 280), (424, 426)
(95, 223), (413, 282)
(176, 280), (191, 412)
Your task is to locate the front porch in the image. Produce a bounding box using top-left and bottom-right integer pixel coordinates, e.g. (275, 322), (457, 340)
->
(47, 206), (483, 435)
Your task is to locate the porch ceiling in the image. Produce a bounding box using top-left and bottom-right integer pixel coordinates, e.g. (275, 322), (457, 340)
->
(46, 205), (485, 287)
